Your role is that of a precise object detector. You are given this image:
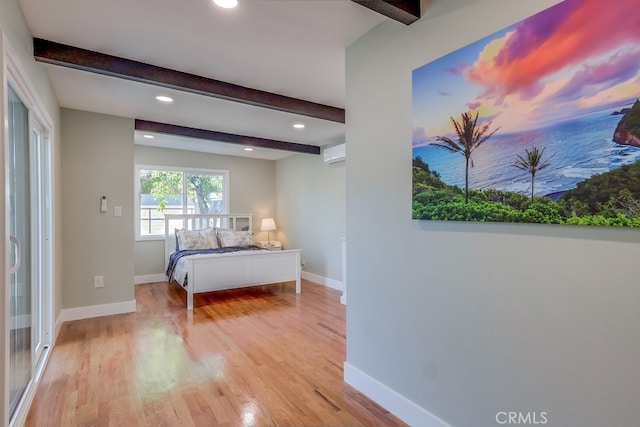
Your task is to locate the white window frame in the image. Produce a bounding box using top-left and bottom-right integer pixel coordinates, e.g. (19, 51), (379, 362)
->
(135, 164), (229, 241)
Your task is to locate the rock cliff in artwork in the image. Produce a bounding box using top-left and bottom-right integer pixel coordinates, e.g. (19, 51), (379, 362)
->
(613, 100), (640, 147)
(611, 108), (630, 115)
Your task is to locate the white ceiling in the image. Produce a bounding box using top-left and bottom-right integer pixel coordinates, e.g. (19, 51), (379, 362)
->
(18, 0), (387, 160)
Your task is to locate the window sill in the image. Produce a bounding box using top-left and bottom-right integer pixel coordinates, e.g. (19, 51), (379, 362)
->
(136, 235), (165, 242)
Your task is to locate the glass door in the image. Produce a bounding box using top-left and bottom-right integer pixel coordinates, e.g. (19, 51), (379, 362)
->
(8, 85), (31, 418)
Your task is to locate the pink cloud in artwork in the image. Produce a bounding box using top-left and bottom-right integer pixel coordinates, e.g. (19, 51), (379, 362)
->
(467, 101), (482, 110)
(553, 50), (640, 102)
(466, 0), (640, 104)
(413, 127), (427, 144)
(444, 66), (461, 76)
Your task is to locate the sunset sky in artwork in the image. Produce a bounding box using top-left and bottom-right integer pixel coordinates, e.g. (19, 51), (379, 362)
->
(412, 0), (640, 145)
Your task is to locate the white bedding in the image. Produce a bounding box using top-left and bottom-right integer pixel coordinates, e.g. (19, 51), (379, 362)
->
(171, 254), (189, 286)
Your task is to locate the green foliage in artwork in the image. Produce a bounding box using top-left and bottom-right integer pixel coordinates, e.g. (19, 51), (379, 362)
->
(561, 162), (640, 215)
(412, 159), (640, 227)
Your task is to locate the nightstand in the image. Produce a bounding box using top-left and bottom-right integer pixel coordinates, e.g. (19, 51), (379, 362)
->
(258, 240), (282, 250)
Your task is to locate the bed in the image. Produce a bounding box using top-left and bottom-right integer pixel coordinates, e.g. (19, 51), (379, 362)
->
(164, 213), (301, 310)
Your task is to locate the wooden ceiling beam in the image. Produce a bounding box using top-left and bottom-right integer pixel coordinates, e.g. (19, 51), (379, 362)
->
(135, 119), (321, 155)
(33, 38), (345, 123)
(351, 0), (421, 25)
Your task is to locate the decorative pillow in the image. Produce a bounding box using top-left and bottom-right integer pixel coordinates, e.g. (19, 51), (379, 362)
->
(176, 228), (218, 250)
(213, 228), (233, 248)
(217, 229), (253, 247)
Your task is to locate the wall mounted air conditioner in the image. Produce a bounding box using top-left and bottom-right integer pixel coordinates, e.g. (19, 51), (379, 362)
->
(323, 143), (346, 164)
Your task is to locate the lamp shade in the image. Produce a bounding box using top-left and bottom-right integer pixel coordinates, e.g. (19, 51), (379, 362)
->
(260, 218), (276, 232)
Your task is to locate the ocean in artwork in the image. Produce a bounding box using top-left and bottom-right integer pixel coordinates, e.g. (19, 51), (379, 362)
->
(412, 106), (640, 198)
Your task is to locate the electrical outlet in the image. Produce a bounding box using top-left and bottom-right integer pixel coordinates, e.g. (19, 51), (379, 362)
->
(301, 258), (306, 266)
(93, 275), (104, 288)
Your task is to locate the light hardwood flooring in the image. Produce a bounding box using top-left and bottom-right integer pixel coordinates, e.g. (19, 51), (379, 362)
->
(26, 279), (406, 427)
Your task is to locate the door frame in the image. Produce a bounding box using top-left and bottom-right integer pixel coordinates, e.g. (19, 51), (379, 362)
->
(29, 112), (52, 366)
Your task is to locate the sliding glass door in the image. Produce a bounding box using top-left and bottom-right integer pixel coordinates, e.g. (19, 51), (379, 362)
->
(8, 85), (31, 418)
(6, 82), (51, 422)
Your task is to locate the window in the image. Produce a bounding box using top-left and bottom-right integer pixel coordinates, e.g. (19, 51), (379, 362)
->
(136, 165), (229, 239)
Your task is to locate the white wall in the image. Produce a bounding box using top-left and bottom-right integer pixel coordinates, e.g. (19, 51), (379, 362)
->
(134, 145), (277, 276)
(345, 1), (640, 426)
(276, 153), (345, 284)
(61, 109), (134, 308)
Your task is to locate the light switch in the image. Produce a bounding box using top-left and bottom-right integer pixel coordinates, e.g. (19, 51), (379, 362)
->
(114, 206), (122, 217)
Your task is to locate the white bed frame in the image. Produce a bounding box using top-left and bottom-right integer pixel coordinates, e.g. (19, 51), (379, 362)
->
(164, 213), (301, 310)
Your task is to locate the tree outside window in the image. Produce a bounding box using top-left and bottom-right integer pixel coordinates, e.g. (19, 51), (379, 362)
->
(137, 167), (228, 238)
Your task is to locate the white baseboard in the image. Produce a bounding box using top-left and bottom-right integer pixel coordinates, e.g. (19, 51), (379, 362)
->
(344, 362), (451, 427)
(58, 300), (136, 323)
(301, 271), (343, 291)
(134, 273), (167, 284)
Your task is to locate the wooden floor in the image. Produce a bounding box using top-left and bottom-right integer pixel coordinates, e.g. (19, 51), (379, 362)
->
(26, 280), (406, 427)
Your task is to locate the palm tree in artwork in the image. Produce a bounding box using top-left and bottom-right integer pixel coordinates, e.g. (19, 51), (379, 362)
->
(514, 146), (552, 201)
(435, 111), (500, 203)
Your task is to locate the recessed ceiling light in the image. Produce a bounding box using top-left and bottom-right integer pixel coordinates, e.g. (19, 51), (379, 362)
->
(244, 147), (254, 152)
(155, 95), (173, 103)
(143, 134), (155, 139)
(213, 0), (238, 8)
(293, 123), (305, 129)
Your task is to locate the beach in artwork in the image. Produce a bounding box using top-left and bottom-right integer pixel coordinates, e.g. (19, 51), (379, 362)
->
(412, 0), (640, 225)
